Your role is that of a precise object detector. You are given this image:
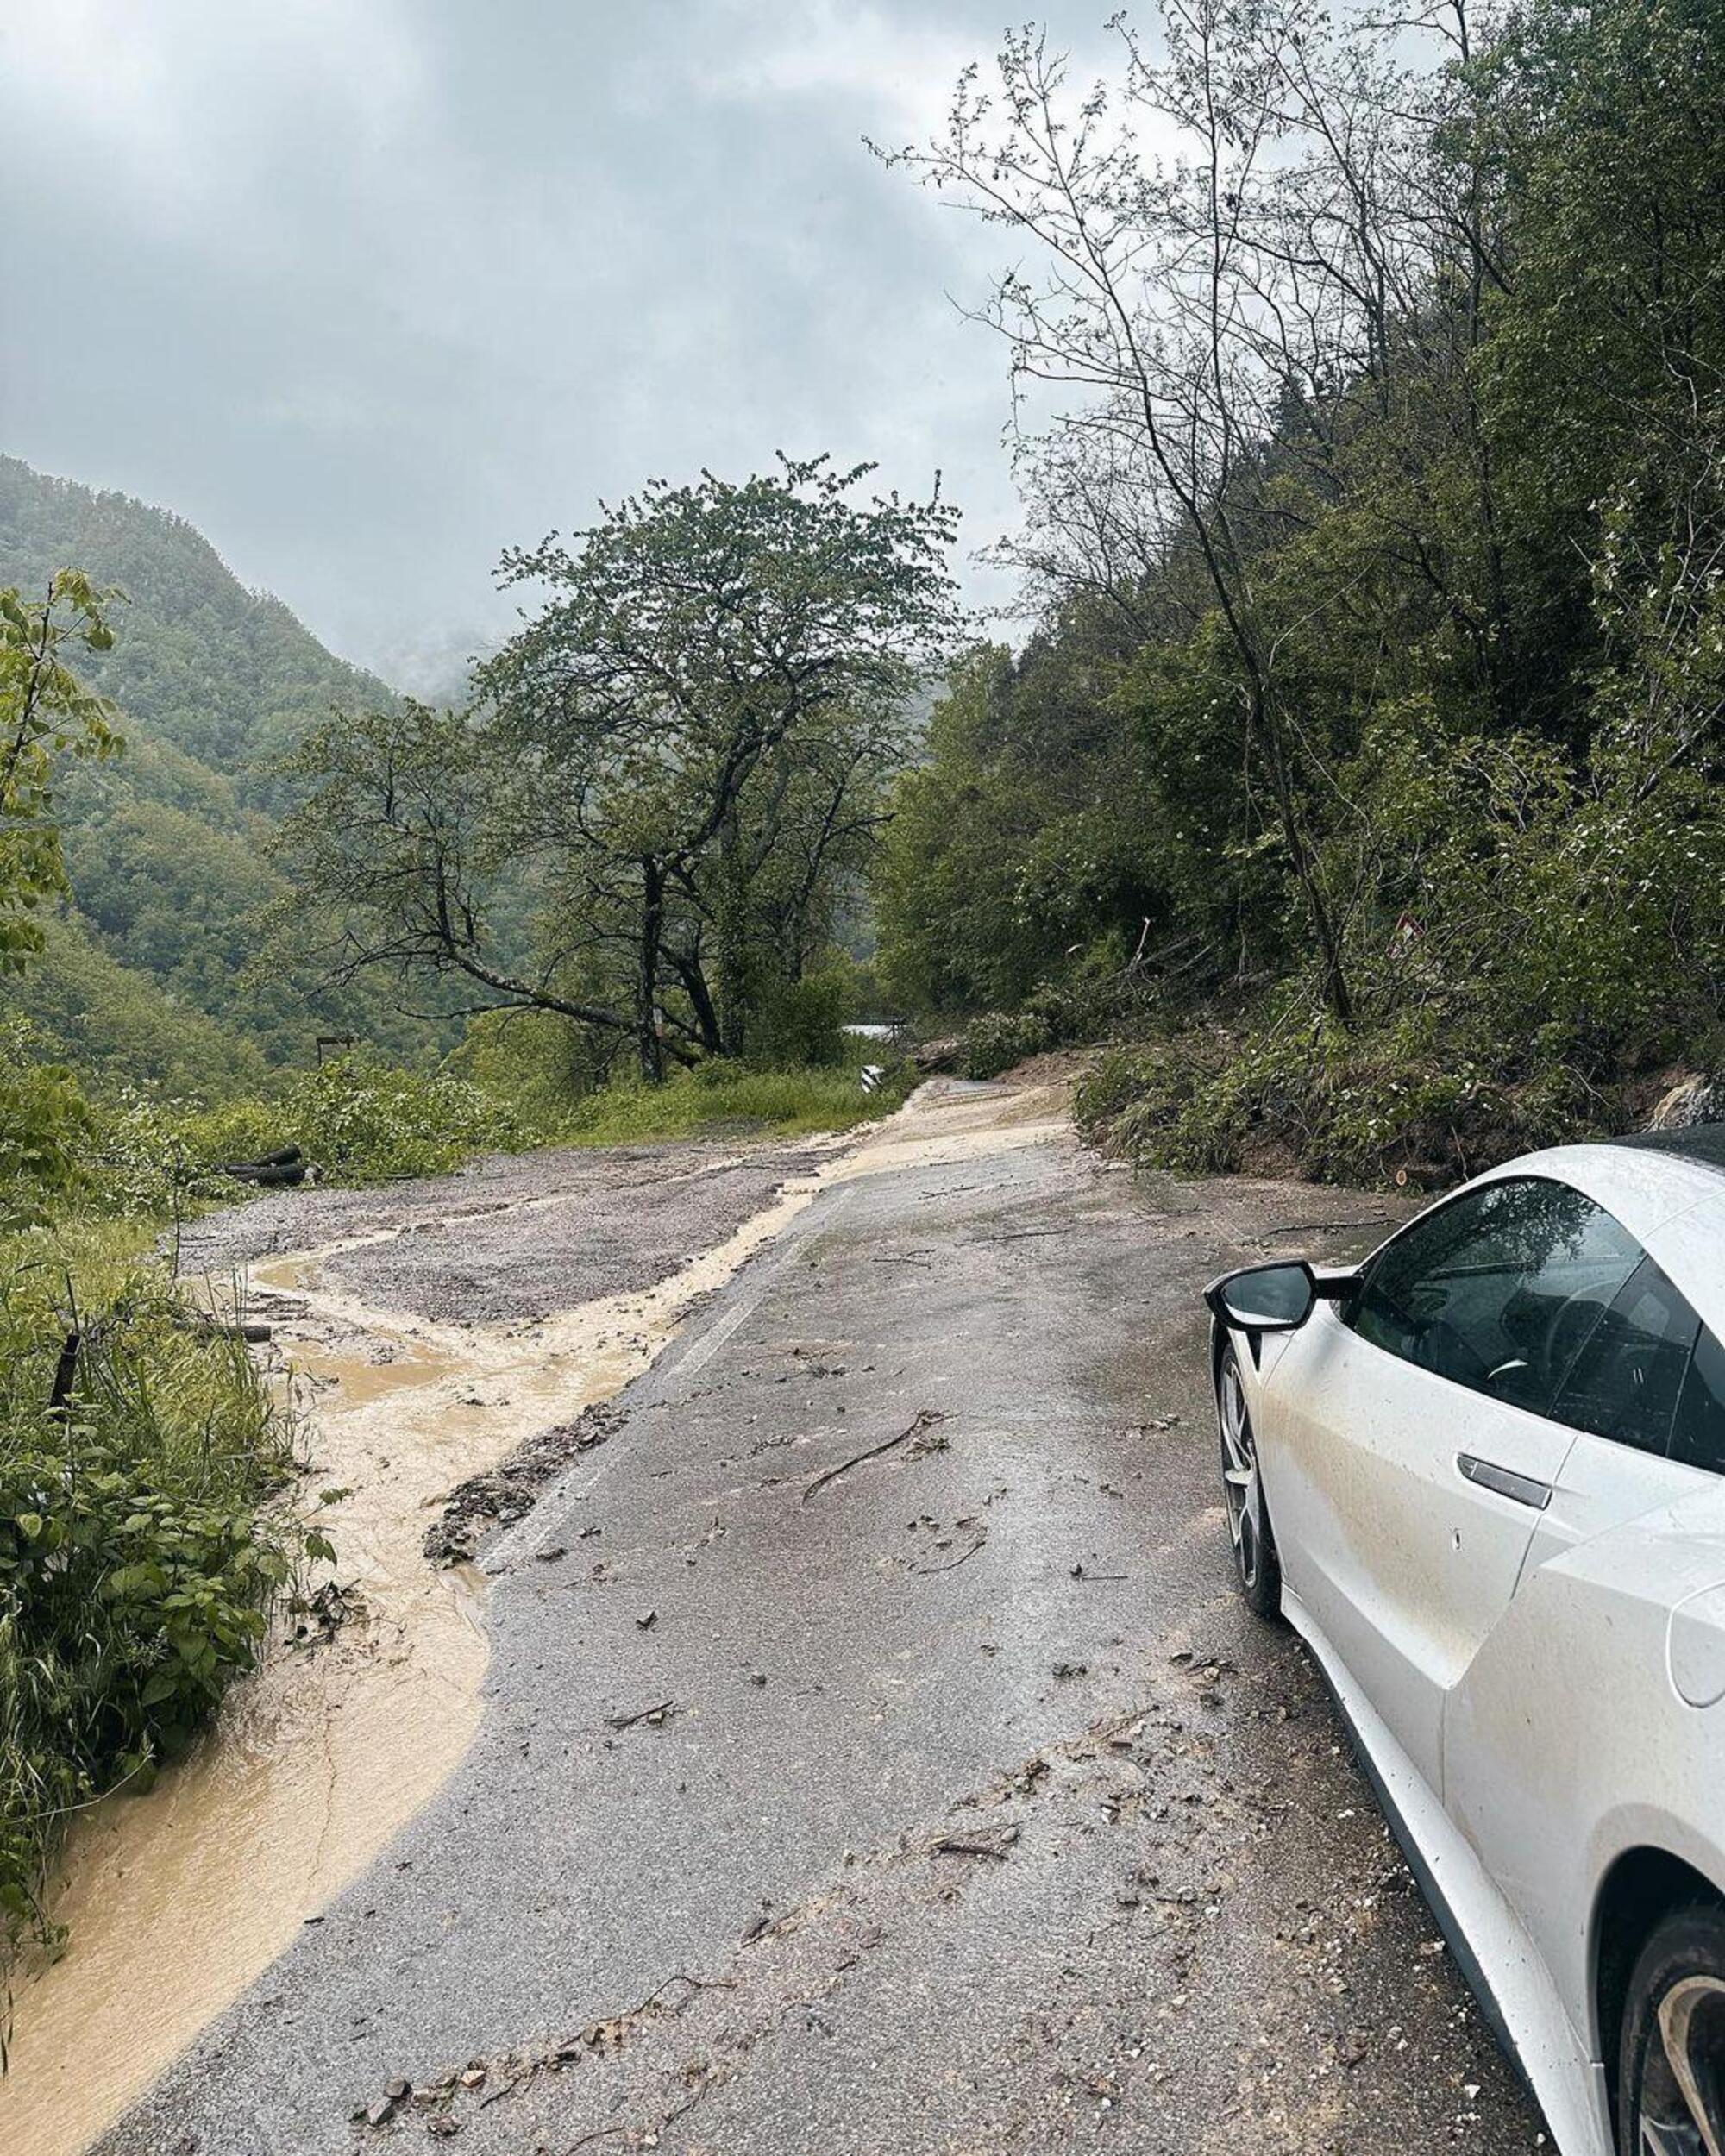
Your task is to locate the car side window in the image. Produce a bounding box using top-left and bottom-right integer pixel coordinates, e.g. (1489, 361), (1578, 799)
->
(1549, 1257), (1700, 1455)
(1670, 1324), (1725, 1474)
(1349, 1177), (1643, 1413)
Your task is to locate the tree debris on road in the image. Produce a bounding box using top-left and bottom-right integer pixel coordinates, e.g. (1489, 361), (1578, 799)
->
(930, 1825), (1019, 1860)
(603, 1700), (674, 1732)
(800, 1407), (947, 1503)
(424, 1402), (624, 1564)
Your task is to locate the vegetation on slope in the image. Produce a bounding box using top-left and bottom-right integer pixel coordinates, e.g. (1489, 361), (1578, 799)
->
(0, 580), (321, 2009)
(0, 457), (442, 1086)
(0, 1220), (299, 2015)
(874, 0), (1725, 1187)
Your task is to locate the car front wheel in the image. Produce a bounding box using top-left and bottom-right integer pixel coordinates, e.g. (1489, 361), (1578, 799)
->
(1215, 1341), (1282, 1620)
(1618, 1902), (1725, 2155)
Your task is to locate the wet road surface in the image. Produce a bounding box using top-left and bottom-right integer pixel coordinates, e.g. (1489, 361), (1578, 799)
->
(86, 1081), (1549, 2154)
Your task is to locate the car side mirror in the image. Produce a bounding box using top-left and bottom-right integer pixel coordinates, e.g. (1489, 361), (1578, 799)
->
(1205, 1261), (1321, 1332)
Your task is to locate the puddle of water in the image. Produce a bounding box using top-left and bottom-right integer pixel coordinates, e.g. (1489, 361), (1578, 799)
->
(0, 1079), (1068, 2153)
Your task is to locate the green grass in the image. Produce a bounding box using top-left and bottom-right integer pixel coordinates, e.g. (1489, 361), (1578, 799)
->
(561, 1057), (918, 1146)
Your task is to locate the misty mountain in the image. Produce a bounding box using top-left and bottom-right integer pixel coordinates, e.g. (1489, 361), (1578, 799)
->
(0, 455), (441, 1092)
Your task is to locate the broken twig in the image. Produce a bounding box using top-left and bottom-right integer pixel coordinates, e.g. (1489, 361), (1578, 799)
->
(915, 1538), (986, 1576)
(604, 1699), (674, 1731)
(801, 1409), (946, 1504)
(931, 1825), (1019, 1859)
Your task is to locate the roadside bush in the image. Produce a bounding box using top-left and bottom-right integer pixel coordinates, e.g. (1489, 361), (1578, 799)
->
(1077, 1010), (1596, 1188)
(448, 1007), (618, 1135)
(963, 974), (1149, 1081)
(0, 1232), (302, 1990)
(566, 1056), (916, 1145)
(0, 1018), (92, 1230)
(185, 1054), (522, 1181)
(82, 1055), (525, 1209)
(751, 968), (850, 1069)
(964, 1010), (1055, 1080)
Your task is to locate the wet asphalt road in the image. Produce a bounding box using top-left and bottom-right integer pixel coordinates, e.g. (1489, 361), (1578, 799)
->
(99, 1088), (1550, 2155)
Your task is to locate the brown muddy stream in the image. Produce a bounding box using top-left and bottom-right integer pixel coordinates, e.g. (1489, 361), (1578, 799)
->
(0, 1081), (1070, 2154)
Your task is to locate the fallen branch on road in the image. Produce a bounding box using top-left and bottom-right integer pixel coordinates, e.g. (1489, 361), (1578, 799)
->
(603, 1699), (674, 1731)
(914, 1537), (986, 1575)
(800, 1409), (947, 1504)
(931, 1825), (1019, 1859)
(558, 2128), (625, 2153)
(558, 2075), (718, 2156)
(471, 1972), (734, 2122)
(958, 1226), (1066, 1244)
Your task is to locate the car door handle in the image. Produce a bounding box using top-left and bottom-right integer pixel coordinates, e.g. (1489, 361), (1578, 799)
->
(1457, 1453), (1552, 1510)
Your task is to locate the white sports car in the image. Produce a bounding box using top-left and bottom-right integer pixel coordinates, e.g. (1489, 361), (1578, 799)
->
(1207, 1132), (1725, 2156)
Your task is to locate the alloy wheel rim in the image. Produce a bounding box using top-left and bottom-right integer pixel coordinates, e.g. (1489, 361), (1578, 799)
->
(1217, 1359), (1261, 1589)
(1641, 1973), (1725, 2155)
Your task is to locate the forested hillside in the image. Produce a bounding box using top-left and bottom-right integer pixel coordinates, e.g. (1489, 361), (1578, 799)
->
(875, 0), (1725, 1186)
(0, 457), (432, 1090)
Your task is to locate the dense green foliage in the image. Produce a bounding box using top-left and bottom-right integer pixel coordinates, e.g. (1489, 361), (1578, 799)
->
(100, 1055), (525, 1203)
(875, 631), (1159, 1014)
(277, 459), (958, 1085)
(877, 0), (1725, 1184)
(0, 568), (121, 978)
(0, 599), (310, 2007)
(0, 1226), (299, 2002)
(0, 457), (440, 1088)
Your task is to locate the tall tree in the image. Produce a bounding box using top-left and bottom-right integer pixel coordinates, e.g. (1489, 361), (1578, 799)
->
(0, 572), (120, 975)
(278, 459), (959, 1079)
(875, 4), (1492, 1022)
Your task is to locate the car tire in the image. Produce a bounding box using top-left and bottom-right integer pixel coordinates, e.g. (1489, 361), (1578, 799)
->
(1215, 1341), (1282, 1621)
(1617, 1900), (1725, 2155)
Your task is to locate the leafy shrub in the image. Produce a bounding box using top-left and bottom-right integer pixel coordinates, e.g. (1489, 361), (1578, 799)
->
(752, 968), (850, 1069)
(185, 1054), (522, 1181)
(0, 1237), (300, 1984)
(448, 1007), (618, 1134)
(963, 975), (1147, 1081)
(1076, 1010), (1596, 1188)
(964, 1010), (1055, 1080)
(80, 1055), (526, 1209)
(0, 1018), (91, 1229)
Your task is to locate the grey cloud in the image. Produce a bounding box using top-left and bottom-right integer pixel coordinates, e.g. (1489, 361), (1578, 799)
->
(0, 3), (1120, 677)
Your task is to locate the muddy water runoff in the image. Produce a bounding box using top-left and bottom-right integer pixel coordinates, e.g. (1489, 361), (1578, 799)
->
(0, 1077), (1068, 2153)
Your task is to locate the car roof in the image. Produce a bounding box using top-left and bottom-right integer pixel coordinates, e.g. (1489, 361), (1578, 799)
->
(1473, 1134), (1725, 1234)
(1605, 1123), (1725, 1174)
(1468, 1134), (1725, 1328)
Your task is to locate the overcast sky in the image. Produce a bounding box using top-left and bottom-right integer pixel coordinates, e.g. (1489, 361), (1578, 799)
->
(1, 2), (1123, 685)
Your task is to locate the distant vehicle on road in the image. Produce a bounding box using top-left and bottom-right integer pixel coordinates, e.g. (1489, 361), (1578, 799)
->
(1206, 1131), (1725, 2156)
